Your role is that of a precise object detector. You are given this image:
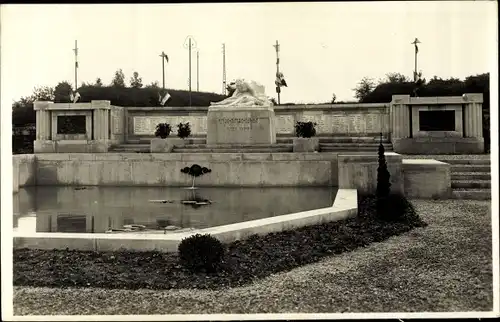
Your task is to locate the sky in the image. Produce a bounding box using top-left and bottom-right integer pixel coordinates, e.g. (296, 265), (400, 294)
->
(0, 2), (497, 105)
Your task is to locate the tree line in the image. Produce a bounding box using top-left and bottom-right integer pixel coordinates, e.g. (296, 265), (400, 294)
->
(12, 69), (227, 126)
(350, 72), (490, 152)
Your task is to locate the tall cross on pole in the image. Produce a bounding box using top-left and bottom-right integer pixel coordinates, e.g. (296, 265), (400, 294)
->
(411, 38), (421, 82)
(73, 40), (78, 91)
(273, 40), (281, 105)
(159, 51), (169, 89)
(183, 36), (196, 107)
(222, 43), (227, 95)
(196, 50), (200, 92)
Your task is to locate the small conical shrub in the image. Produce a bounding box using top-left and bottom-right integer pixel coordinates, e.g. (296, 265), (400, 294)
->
(376, 135), (391, 218)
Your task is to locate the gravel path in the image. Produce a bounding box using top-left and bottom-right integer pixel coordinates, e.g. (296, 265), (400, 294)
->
(13, 199), (492, 315)
(401, 154), (491, 160)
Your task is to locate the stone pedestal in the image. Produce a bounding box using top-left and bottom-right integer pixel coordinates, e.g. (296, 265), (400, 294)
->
(150, 138), (186, 153)
(337, 152), (404, 195)
(206, 106), (276, 145)
(293, 138), (320, 152)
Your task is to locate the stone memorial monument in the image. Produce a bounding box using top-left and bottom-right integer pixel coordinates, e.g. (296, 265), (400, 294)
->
(207, 79), (276, 145)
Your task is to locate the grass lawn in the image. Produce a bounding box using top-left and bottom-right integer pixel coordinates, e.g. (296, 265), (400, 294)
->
(13, 199), (492, 315)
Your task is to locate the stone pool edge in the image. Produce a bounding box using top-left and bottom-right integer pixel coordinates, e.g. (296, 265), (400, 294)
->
(13, 189), (358, 253)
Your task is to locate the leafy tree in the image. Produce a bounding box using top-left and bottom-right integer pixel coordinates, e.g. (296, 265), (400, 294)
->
(130, 71), (143, 88)
(12, 97), (35, 125)
(111, 69), (126, 87)
(54, 81), (73, 103)
(331, 93), (337, 103)
(95, 78), (103, 87)
(146, 81), (160, 89)
(353, 77), (375, 102)
(31, 86), (54, 101)
(382, 72), (411, 84)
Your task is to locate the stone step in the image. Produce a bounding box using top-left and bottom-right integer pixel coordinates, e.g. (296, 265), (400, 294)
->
(451, 164), (491, 173)
(127, 136), (391, 145)
(451, 180), (491, 189)
(320, 143), (393, 147)
(179, 143), (293, 149)
(129, 138), (207, 145)
(111, 149), (150, 153)
(321, 146), (394, 152)
(438, 159), (491, 165)
(278, 137), (391, 144)
(451, 172), (491, 180)
(451, 189), (492, 200)
(173, 147), (292, 153)
(113, 144), (149, 149)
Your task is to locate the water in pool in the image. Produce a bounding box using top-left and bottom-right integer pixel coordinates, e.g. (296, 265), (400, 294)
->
(14, 186), (338, 234)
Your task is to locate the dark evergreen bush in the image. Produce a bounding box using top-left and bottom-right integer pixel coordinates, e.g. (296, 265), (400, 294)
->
(294, 121), (317, 138)
(178, 234), (224, 272)
(154, 123), (171, 139)
(376, 136), (392, 219)
(177, 122), (191, 139)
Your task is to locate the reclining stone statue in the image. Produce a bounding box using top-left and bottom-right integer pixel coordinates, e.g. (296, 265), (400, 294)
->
(210, 79), (273, 108)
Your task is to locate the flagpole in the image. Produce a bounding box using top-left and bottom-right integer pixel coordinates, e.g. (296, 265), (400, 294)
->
(161, 51), (166, 89)
(187, 38), (192, 104)
(411, 38), (420, 82)
(196, 50), (199, 92)
(274, 40), (281, 105)
(73, 40), (78, 91)
(222, 43), (226, 95)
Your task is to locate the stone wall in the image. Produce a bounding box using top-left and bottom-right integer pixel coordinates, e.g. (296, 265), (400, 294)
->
(337, 152), (404, 195)
(125, 103), (390, 141)
(13, 154), (37, 193)
(34, 153), (339, 187)
(402, 159), (451, 199)
(14, 153), (452, 199)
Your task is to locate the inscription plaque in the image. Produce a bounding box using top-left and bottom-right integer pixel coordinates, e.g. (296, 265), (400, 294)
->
(275, 115), (295, 134)
(133, 116), (208, 135)
(218, 117), (258, 131)
(57, 115), (86, 134)
(112, 114), (122, 134)
(419, 110), (455, 131)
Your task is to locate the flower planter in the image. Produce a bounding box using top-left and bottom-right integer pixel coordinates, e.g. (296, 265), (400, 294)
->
(293, 137), (320, 152)
(150, 138), (186, 153)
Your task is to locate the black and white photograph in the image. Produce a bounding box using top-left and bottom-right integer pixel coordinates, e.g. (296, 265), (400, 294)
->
(1, 1), (498, 320)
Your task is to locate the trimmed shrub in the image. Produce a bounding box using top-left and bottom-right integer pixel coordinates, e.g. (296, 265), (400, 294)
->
(376, 139), (392, 219)
(178, 234), (224, 272)
(294, 121), (317, 138)
(154, 123), (171, 139)
(177, 122), (191, 139)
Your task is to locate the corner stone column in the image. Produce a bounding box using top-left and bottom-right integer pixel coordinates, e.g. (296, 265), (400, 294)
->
(91, 100), (111, 141)
(390, 95), (411, 139)
(463, 93), (483, 139)
(34, 101), (54, 140)
(90, 100), (111, 152)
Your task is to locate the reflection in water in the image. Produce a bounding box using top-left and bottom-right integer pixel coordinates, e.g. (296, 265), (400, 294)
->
(13, 186), (338, 234)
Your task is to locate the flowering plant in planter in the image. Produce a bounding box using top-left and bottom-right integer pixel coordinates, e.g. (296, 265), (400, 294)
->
(293, 121), (319, 152)
(177, 122), (191, 139)
(295, 121), (317, 138)
(154, 123), (172, 139)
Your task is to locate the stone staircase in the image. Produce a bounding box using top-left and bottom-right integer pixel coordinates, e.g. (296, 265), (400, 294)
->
(448, 158), (491, 200)
(173, 143), (293, 153)
(405, 155), (491, 200)
(318, 136), (393, 152)
(109, 135), (393, 153)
